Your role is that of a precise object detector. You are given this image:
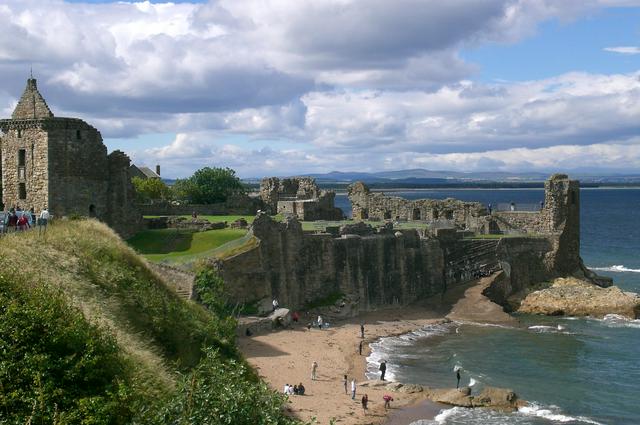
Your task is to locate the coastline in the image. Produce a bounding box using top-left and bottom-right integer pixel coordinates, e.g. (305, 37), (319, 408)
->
(238, 279), (493, 425)
(238, 308), (448, 425)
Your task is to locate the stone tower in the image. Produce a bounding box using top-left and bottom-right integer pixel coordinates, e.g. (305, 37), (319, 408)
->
(541, 173), (581, 273)
(0, 77), (141, 237)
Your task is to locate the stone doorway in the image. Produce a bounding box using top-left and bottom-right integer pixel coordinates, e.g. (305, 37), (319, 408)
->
(89, 204), (96, 217)
(412, 208), (421, 220)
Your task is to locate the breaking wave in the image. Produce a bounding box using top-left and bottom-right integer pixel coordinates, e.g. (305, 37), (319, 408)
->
(589, 265), (640, 273)
(409, 403), (604, 425)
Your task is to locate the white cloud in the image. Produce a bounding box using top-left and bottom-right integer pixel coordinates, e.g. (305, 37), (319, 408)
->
(1, 0), (640, 177)
(604, 46), (640, 55)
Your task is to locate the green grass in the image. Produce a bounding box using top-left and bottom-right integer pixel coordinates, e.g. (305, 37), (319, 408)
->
(0, 219), (301, 424)
(143, 214), (284, 224)
(128, 228), (248, 263)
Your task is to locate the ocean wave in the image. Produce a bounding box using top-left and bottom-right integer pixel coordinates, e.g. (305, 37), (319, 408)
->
(409, 403), (604, 425)
(519, 403), (604, 424)
(528, 324), (571, 334)
(600, 314), (640, 329)
(589, 264), (640, 273)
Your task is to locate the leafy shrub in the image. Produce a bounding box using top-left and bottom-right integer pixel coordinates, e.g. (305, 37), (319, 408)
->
(0, 278), (137, 424)
(153, 348), (298, 425)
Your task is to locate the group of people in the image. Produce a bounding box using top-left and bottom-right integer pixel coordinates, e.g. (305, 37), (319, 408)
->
(283, 383), (305, 396)
(1, 206), (49, 234)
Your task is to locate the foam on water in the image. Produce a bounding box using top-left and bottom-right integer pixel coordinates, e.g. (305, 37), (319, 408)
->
(589, 264), (640, 273)
(408, 404), (605, 425)
(518, 403), (605, 424)
(600, 313), (640, 329)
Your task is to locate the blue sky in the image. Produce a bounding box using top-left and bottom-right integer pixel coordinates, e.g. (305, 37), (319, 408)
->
(2, 0), (640, 178)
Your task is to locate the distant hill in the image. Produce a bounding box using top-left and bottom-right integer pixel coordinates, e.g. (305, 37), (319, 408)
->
(246, 168), (640, 186)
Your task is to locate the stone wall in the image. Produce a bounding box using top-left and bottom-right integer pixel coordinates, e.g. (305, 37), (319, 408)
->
(0, 124), (49, 211)
(215, 214), (446, 310)
(260, 176), (343, 220)
(105, 151), (142, 239)
(47, 120), (109, 219)
(347, 182), (487, 230)
(214, 214), (576, 312)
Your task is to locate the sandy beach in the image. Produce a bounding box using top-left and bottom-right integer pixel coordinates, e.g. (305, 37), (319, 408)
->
(237, 278), (499, 424)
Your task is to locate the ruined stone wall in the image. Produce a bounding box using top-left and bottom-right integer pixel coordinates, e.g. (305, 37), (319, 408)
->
(347, 182), (487, 230)
(217, 214), (446, 310)
(217, 214), (572, 312)
(0, 123), (49, 211)
(105, 151), (143, 239)
(47, 120), (109, 219)
(261, 176), (343, 220)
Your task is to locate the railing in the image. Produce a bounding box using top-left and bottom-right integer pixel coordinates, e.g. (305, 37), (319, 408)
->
(495, 203), (542, 212)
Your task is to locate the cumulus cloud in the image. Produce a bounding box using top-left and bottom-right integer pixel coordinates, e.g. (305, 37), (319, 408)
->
(1, 0), (639, 177)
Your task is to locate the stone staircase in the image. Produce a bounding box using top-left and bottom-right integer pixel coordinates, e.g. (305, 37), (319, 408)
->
(445, 239), (501, 285)
(148, 263), (195, 301)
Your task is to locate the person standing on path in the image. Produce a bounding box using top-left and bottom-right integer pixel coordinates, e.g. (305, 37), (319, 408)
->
(351, 378), (357, 399)
(360, 323), (365, 339)
(456, 369), (461, 388)
(343, 375), (348, 394)
(317, 315), (323, 329)
(361, 394), (368, 415)
(379, 360), (387, 381)
(311, 361), (318, 380)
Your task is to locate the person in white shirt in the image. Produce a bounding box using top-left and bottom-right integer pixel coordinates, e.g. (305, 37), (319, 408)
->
(38, 207), (50, 235)
(351, 379), (357, 399)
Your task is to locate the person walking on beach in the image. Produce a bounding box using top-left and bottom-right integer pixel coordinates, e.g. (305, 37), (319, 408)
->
(359, 340), (364, 355)
(360, 323), (365, 339)
(456, 368), (461, 388)
(343, 375), (348, 394)
(311, 361), (318, 380)
(361, 394), (368, 415)
(383, 394), (394, 409)
(317, 315), (323, 329)
(379, 360), (387, 381)
(351, 378), (357, 399)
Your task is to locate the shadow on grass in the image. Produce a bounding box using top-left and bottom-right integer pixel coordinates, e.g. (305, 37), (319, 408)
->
(127, 228), (196, 254)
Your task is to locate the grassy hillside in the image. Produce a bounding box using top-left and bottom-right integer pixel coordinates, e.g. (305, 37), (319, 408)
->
(0, 220), (298, 424)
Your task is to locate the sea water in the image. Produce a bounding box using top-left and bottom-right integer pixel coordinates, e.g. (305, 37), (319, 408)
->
(335, 188), (640, 425)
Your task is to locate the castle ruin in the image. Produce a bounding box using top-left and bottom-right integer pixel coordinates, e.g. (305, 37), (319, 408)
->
(217, 174), (601, 312)
(0, 78), (141, 237)
(259, 176), (343, 221)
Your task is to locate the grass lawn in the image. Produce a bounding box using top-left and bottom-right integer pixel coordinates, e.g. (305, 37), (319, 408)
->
(127, 227), (248, 263)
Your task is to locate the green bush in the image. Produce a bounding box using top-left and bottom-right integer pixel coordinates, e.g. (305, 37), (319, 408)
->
(154, 348), (298, 425)
(0, 278), (137, 424)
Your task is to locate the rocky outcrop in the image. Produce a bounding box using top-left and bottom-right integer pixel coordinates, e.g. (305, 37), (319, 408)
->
(428, 386), (524, 411)
(516, 277), (640, 319)
(358, 380), (524, 411)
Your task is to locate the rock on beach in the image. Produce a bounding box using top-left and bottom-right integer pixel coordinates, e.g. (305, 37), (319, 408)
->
(517, 277), (640, 319)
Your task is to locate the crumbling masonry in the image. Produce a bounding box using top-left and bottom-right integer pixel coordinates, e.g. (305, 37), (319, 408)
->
(259, 176), (343, 221)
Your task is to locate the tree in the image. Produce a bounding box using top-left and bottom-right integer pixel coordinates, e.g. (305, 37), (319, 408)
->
(132, 177), (173, 203)
(173, 167), (246, 204)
